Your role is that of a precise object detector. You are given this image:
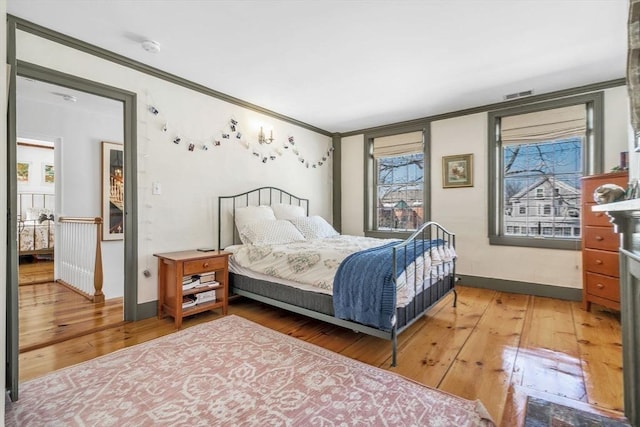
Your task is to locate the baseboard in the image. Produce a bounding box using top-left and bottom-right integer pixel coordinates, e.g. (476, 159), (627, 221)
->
(136, 301), (157, 320)
(457, 274), (582, 301)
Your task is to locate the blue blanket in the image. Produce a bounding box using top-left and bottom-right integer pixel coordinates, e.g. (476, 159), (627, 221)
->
(333, 239), (442, 331)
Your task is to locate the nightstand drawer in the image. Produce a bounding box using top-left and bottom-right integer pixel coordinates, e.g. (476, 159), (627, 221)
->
(183, 257), (226, 275)
(583, 226), (619, 251)
(583, 249), (619, 277)
(585, 272), (620, 302)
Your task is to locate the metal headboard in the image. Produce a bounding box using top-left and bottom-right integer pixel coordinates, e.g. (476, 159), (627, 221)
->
(217, 187), (310, 249)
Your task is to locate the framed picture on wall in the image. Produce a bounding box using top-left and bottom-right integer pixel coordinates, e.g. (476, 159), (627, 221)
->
(442, 154), (473, 188)
(17, 162), (30, 183)
(42, 163), (54, 184)
(102, 141), (124, 241)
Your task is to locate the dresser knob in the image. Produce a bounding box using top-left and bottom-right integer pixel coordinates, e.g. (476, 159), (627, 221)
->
(595, 213), (603, 217)
(595, 236), (604, 241)
(203, 262), (209, 268)
(596, 283), (605, 289)
(595, 259), (603, 265)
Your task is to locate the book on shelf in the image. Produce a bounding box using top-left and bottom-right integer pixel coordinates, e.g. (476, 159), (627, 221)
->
(196, 280), (219, 288)
(182, 278), (201, 290)
(199, 271), (216, 280)
(182, 295), (197, 309)
(195, 290), (216, 304)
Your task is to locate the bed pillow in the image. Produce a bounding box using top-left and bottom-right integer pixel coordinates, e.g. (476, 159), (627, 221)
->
(235, 205), (277, 243)
(25, 207), (53, 221)
(239, 219), (306, 245)
(289, 216), (339, 240)
(271, 203), (306, 220)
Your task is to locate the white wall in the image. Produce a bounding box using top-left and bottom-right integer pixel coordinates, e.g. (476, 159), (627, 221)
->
(1, 0), (8, 419)
(341, 86), (629, 289)
(16, 30), (333, 304)
(340, 134), (365, 235)
(16, 142), (54, 197)
(16, 97), (125, 298)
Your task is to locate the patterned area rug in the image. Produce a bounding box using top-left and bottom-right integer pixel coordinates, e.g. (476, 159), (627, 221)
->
(524, 396), (630, 427)
(6, 315), (495, 426)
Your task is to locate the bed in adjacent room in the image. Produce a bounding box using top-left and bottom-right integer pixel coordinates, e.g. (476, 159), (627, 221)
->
(17, 192), (55, 258)
(218, 187), (457, 366)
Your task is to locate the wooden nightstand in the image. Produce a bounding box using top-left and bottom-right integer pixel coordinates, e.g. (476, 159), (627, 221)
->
(154, 250), (230, 328)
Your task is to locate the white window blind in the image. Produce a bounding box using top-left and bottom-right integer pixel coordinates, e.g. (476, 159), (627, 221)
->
(501, 104), (586, 145)
(373, 131), (423, 158)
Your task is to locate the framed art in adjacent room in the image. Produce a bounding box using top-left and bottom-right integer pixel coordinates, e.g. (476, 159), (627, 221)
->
(16, 162), (30, 183)
(42, 163), (54, 184)
(102, 141), (124, 240)
(442, 153), (473, 188)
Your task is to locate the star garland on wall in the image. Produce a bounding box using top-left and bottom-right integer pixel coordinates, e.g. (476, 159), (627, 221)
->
(146, 103), (333, 168)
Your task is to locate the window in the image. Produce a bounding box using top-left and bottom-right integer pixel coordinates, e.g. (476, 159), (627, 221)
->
(488, 92), (603, 250)
(364, 125), (429, 237)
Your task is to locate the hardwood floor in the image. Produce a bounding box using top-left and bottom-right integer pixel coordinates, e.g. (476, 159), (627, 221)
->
(18, 259), (53, 285)
(18, 259), (125, 352)
(19, 281), (124, 353)
(17, 285), (626, 426)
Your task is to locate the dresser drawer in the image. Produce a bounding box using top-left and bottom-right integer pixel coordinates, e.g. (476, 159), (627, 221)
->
(585, 272), (620, 302)
(582, 173), (628, 201)
(583, 226), (619, 251)
(183, 256), (226, 275)
(583, 249), (619, 277)
(583, 204), (615, 227)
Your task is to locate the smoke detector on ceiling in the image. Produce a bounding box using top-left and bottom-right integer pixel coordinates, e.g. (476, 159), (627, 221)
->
(504, 90), (534, 101)
(141, 39), (161, 53)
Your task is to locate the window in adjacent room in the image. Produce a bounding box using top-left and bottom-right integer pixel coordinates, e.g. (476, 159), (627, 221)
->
(364, 126), (429, 238)
(488, 92), (603, 250)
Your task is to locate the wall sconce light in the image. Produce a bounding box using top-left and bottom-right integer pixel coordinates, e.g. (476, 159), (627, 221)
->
(258, 126), (274, 144)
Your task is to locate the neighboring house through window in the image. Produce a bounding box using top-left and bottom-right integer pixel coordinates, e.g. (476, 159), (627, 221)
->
(364, 124), (429, 237)
(488, 92), (604, 250)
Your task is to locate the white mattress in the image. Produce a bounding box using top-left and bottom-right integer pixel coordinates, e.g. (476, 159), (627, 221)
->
(226, 236), (455, 308)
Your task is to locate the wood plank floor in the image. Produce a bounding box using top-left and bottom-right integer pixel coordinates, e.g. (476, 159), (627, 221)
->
(18, 284), (626, 426)
(18, 259), (53, 285)
(18, 256), (124, 352)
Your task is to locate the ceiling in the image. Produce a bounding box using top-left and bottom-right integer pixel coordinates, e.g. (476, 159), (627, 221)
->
(17, 76), (123, 117)
(7, 0), (629, 134)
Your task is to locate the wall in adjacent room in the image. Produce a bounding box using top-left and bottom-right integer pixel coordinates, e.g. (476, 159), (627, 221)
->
(341, 86), (630, 289)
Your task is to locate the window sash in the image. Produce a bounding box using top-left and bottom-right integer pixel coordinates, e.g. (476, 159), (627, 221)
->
(487, 92), (603, 250)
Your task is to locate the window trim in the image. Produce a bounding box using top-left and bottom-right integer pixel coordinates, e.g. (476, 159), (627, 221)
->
(487, 92), (604, 250)
(363, 122), (431, 239)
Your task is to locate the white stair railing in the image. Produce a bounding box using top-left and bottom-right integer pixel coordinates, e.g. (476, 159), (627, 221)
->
(57, 217), (104, 303)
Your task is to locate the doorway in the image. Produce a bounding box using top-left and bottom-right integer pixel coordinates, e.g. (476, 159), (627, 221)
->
(16, 76), (125, 352)
(7, 62), (138, 401)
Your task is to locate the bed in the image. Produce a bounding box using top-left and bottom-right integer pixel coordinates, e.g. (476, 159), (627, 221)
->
(218, 187), (457, 366)
(17, 193), (55, 257)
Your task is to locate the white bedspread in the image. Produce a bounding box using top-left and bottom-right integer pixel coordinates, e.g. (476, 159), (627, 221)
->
(229, 235), (455, 307)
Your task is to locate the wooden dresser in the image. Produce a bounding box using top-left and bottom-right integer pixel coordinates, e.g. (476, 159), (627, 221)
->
(581, 171), (627, 312)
